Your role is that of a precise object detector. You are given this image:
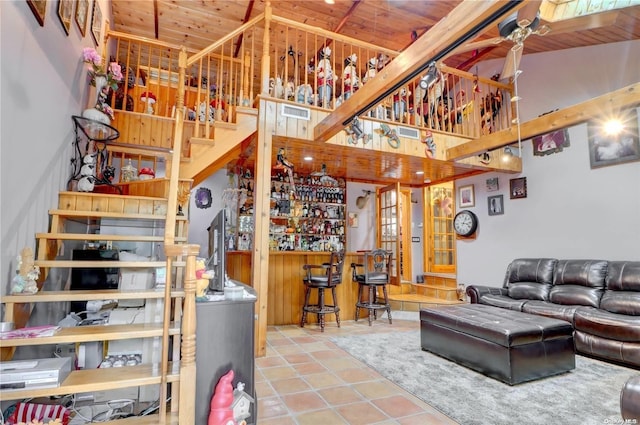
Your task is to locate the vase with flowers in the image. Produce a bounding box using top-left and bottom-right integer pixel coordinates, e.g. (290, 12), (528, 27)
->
(81, 47), (123, 125)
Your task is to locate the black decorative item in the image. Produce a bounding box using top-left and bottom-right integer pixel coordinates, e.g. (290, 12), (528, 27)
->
(195, 187), (212, 209)
(509, 177), (527, 199)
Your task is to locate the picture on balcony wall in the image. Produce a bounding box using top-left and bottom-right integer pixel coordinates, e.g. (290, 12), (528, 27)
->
(75, 0), (88, 37)
(533, 128), (570, 156)
(27, 0), (46, 26)
(588, 109), (640, 169)
(57, 0), (73, 35)
(90, 0), (102, 45)
(485, 177), (499, 192)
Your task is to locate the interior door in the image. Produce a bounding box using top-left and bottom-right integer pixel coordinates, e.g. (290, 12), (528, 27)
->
(376, 182), (401, 285)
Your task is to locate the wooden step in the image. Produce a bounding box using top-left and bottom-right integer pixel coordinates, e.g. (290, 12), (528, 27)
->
(100, 412), (179, 424)
(49, 209), (184, 221)
(58, 191), (169, 216)
(1, 289), (185, 303)
(389, 293), (465, 312)
(0, 362), (179, 401)
(0, 323), (180, 348)
(35, 233), (187, 243)
(34, 260), (167, 268)
(410, 282), (460, 301)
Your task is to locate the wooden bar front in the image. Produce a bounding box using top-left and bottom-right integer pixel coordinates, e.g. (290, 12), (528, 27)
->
(227, 252), (361, 326)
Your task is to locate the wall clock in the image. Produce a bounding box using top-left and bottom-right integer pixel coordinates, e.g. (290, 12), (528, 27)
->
(453, 210), (478, 237)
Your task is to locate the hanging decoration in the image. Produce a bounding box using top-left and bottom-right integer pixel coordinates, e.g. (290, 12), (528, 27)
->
(376, 123), (400, 149)
(195, 187), (213, 209)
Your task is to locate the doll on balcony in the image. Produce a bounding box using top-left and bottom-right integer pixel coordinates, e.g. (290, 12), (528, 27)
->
(316, 46), (334, 108)
(341, 54), (359, 101)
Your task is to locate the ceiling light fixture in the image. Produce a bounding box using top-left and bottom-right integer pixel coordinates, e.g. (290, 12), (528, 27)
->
(416, 171), (424, 175)
(303, 156), (313, 161)
(324, 0), (335, 4)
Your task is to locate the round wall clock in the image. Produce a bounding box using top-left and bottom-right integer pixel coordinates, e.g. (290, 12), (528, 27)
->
(453, 210), (478, 237)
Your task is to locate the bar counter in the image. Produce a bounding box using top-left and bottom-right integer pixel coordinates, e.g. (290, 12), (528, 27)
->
(227, 251), (363, 326)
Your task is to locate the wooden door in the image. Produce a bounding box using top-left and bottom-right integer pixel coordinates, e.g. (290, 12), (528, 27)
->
(376, 182), (401, 285)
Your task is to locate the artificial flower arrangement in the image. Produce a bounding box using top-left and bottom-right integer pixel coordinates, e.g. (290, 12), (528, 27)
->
(82, 47), (123, 120)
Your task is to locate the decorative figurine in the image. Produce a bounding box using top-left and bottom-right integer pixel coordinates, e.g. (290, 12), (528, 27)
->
(422, 130), (436, 158)
(316, 46), (334, 108)
(10, 247), (40, 295)
(231, 382), (255, 425)
(295, 84), (314, 105)
(140, 91), (156, 114)
(344, 117), (372, 145)
(362, 57), (378, 84)
(77, 154), (97, 192)
(195, 257), (213, 300)
(376, 123), (401, 149)
(341, 54), (359, 101)
(276, 147), (295, 192)
(199, 101), (215, 123)
(208, 370), (236, 425)
(393, 87), (410, 123)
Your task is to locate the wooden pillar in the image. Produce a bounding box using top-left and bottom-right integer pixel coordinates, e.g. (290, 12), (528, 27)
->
(260, 2), (272, 96)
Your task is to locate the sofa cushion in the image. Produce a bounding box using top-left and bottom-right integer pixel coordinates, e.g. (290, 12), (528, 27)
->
(601, 261), (640, 315)
(549, 260), (607, 307)
(480, 294), (528, 311)
(521, 301), (578, 324)
(574, 306), (640, 342)
(505, 258), (557, 301)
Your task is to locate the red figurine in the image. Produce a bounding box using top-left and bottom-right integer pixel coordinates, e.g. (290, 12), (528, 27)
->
(208, 370), (236, 425)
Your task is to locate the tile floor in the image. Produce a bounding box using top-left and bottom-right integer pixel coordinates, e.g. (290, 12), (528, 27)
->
(255, 313), (459, 425)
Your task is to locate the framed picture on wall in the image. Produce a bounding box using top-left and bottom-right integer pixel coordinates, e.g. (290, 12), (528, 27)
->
(27, 0), (47, 26)
(488, 195), (504, 216)
(509, 177), (527, 199)
(75, 0), (89, 37)
(533, 128), (570, 156)
(588, 109), (640, 169)
(458, 184), (475, 208)
(57, 0), (73, 35)
(90, 0), (102, 45)
(486, 177), (499, 192)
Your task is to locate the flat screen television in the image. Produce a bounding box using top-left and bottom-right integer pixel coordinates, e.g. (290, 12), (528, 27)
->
(207, 209), (227, 293)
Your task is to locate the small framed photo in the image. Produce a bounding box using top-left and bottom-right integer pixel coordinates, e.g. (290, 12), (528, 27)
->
(486, 177), (499, 192)
(90, 0), (102, 45)
(510, 177), (527, 199)
(488, 195), (504, 216)
(348, 212), (359, 228)
(458, 184), (475, 208)
(588, 109), (640, 169)
(57, 0), (73, 35)
(75, 0), (89, 37)
(27, 0), (47, 26)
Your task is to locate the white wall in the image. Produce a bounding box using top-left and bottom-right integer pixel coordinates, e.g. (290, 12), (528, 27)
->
(1, 1), (110, 294)
(456, 40), (640, 287)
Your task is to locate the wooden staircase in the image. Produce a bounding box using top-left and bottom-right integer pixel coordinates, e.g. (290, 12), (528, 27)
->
(388, 274), (464, 311)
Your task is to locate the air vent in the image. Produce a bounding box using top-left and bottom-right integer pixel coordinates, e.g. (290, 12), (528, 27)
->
(397, 126), (419, 139)
(281, 104), (310, 120)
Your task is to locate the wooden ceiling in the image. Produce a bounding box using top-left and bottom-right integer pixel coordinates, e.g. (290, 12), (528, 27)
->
(111, 0), (640, 184)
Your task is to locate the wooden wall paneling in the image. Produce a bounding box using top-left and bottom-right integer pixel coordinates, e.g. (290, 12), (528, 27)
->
(139, 115), (153, 147)
(107, 197), (125, 213)
(76, 196), (93, 212)
(282, 254), (294, 324)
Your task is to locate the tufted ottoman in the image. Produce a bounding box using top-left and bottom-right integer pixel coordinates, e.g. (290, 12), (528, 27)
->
(420, 304), (575, 385)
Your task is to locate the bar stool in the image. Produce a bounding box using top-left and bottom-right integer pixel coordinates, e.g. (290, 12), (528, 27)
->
(351, 249), (393, 326)
(300, 250), (345, 332)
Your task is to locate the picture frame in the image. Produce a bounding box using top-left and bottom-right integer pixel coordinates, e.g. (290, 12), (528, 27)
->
(27, 0), (47, 26)
(486, 177), (499, 192)
(348, 212), (359, 228)
(90, 0), (102, 45)
(487, 195), (504, 216)
(533, 128), (570, 156)
(458, 184), (475, 208)
(57, 0), (73, 35)
(588, 109), (640, 169)
(509, 177), (527, 199)
(75, 0), (89, 37)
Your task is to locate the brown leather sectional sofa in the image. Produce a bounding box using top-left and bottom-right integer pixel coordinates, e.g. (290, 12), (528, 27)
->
(466, 258), (640, 367)
(466, 258), (640, 419)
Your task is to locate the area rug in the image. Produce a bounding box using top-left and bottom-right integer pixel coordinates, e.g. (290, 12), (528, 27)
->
(332, 330), (635, 425)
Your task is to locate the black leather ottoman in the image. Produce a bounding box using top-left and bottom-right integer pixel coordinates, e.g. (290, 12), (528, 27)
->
(420, 304), (575, 385)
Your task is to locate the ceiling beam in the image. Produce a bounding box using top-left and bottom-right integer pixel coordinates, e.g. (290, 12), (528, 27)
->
(446, 82), (640, 161)
(233, 0), (255, 58)
(313, 1), (524, 143)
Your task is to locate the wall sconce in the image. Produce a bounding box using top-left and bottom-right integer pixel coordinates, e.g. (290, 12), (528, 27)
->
(502, 146), (520, 162)
(419, 61), (438, 90)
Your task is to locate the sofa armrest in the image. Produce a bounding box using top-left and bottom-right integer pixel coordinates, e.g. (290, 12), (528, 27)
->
(466, 285), (507, 304)
(621, 375), (640, 421)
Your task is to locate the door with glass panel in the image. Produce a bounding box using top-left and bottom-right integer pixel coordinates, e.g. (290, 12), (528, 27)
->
(376, 182), (401, 285)
(424, 183), (455, 273)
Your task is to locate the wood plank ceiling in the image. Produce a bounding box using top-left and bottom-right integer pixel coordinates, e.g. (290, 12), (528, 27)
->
(111, 0), (640, 184)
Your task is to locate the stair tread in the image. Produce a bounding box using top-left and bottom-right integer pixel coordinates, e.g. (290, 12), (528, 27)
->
(49, 209), (187, 220)
(35, 260), (167, 268)
(389, 293), (464, 304)
(35, 233), (187, 242)
(410, 282), (457, 290)
(59, 191), (168, 201)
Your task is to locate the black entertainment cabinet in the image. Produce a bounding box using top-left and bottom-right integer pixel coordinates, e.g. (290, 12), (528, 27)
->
(194, 282), (257, 424)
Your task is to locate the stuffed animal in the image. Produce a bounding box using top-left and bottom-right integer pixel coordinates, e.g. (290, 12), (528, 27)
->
(362, 57), (378, 84)
(316, 46), (333, 108)
(341, 54), (359, 101)
(77, 154), (96, 192)
(198, 101), (215, 123)
(268, 77), (284, 99)
(284, 78), (295, 101)
(393, 87), (411, 123)
(295, 84), (313, 105)
(195, 257), (213, 299)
